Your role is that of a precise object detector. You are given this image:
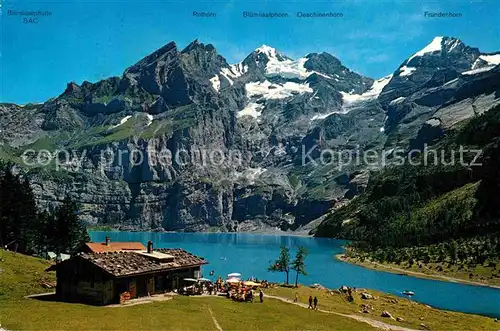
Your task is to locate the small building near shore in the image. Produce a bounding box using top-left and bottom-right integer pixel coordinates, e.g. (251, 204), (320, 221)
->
(47, 241), (207, 305)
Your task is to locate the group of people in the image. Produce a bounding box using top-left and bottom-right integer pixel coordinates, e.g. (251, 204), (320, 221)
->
(293, 292), (318, 310)
(225, 282), (265, 303)
(227, 287), (263, 303)
(308, 295), (319, 310)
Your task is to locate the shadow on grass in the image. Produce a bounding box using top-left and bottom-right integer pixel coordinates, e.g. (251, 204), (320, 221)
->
(26, 292), (58, 301)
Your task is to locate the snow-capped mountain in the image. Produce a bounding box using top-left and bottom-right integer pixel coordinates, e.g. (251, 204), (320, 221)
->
(0, 36), (499, 232)
(373, 36), (500, 140)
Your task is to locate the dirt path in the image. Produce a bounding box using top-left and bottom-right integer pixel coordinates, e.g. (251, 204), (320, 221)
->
(337, 254), (500, 289)
(207, 307), (223, 331)
(265, 295), (418, 331)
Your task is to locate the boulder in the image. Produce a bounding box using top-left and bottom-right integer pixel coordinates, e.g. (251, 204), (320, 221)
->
(396, 317), (405, 322)
(361, 304), (373, 313)
(361, 292), (373, 300)
(381, 311), (393, 318)
(310, 283), (328, 290)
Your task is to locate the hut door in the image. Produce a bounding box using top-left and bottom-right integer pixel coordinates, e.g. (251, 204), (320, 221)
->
(172, 274), (178, 290)
(147, 277), (154, 294)
(136, 277), (147, 297)
(129, 279), (136, 298)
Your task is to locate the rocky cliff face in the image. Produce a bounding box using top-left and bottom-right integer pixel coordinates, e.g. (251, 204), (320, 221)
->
(1, 37), (499, 232)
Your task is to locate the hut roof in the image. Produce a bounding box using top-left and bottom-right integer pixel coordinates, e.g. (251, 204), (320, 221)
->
(84, 242), (146, 253)
(48, 248), (208, 277)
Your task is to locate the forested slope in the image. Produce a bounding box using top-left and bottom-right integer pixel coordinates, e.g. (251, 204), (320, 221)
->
(315, 104), (500, 262)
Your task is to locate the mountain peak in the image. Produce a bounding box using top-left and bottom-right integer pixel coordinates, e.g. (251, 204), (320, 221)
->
(252, 44), (291, 62)
(125, 41), (178, 74)
(407, 36), (445, 63)
(406, 36), (471, 66)
(255, 44), (278, 57)
(181, 39), (216, 53)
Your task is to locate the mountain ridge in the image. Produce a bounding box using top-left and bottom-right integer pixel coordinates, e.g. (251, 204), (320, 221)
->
(0, 36), (499, 233)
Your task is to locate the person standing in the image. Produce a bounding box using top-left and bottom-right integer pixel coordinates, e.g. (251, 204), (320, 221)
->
(294, 292), (299, 303)
(308, 295), (313, 309)
(313, 296), (318, 310)
(259, 289), (264, 303)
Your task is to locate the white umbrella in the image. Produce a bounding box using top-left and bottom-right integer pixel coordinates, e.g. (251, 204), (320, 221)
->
(183, 278), (197, 282)
(227, 272), (241, 278)
(226, 277), (241, 284)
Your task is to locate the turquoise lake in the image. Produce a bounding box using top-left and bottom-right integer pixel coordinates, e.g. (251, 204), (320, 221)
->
(90, 231), (499, 318)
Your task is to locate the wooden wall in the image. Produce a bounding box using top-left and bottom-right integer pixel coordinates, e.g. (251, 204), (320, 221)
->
(56, 257), (115, 305)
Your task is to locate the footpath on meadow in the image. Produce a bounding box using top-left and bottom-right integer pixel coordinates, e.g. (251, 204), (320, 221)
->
(207, 307), (224, 331)
(265, 294), (418, 331)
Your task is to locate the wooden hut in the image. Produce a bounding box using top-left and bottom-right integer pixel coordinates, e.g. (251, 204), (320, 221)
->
(47, 242), (207, 305)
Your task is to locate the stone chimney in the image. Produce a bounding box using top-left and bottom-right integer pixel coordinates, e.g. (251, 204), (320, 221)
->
(147, 241), (153, 253)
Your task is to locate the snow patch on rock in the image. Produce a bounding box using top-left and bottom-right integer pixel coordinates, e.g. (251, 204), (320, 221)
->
(239, 80), (312, 120)
(462, 66), (496, 75)
(265, 57), (311, 79)
(426, 118), (441, 127)
(220, 63), (248, 85)
(209, 75), (220, 91)
(310, 112), (336, 121)
(237, 102), (264, 119)
(445, 38), (461, 52)
(390, 97), (406, 105)
(246, 80), (313, 100)
(255, 45), (332, 80)
(110, 115), (132, 129)
(407, 36), (443, 63)
(479, 54), (500, 66)
(399, 66), (417, 77)
(256, 45), (278, 58)
(311, 74), (392, 121)
(146, 113), (153, 127)
(339, 74), (393, 104)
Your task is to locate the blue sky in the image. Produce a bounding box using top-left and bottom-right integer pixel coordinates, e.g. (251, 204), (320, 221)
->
(1, 0), (499, 104)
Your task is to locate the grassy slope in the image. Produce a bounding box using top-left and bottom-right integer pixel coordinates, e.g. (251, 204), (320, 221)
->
(0, 250), (373, 330)
(266, 286), (497, 331)
(0, 250), (55, 300)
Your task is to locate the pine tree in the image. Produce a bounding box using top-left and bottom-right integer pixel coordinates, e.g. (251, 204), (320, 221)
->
(268, 245), (291, 284)
(53, 197), (89, 255)
(0, 163), (16, 249)
(291, 246), (308, 287)
(0, 164), (42, 254)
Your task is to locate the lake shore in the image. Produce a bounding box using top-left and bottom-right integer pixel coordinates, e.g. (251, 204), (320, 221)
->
(335, 254), (500, 290)
(87, 227), (314, 237)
